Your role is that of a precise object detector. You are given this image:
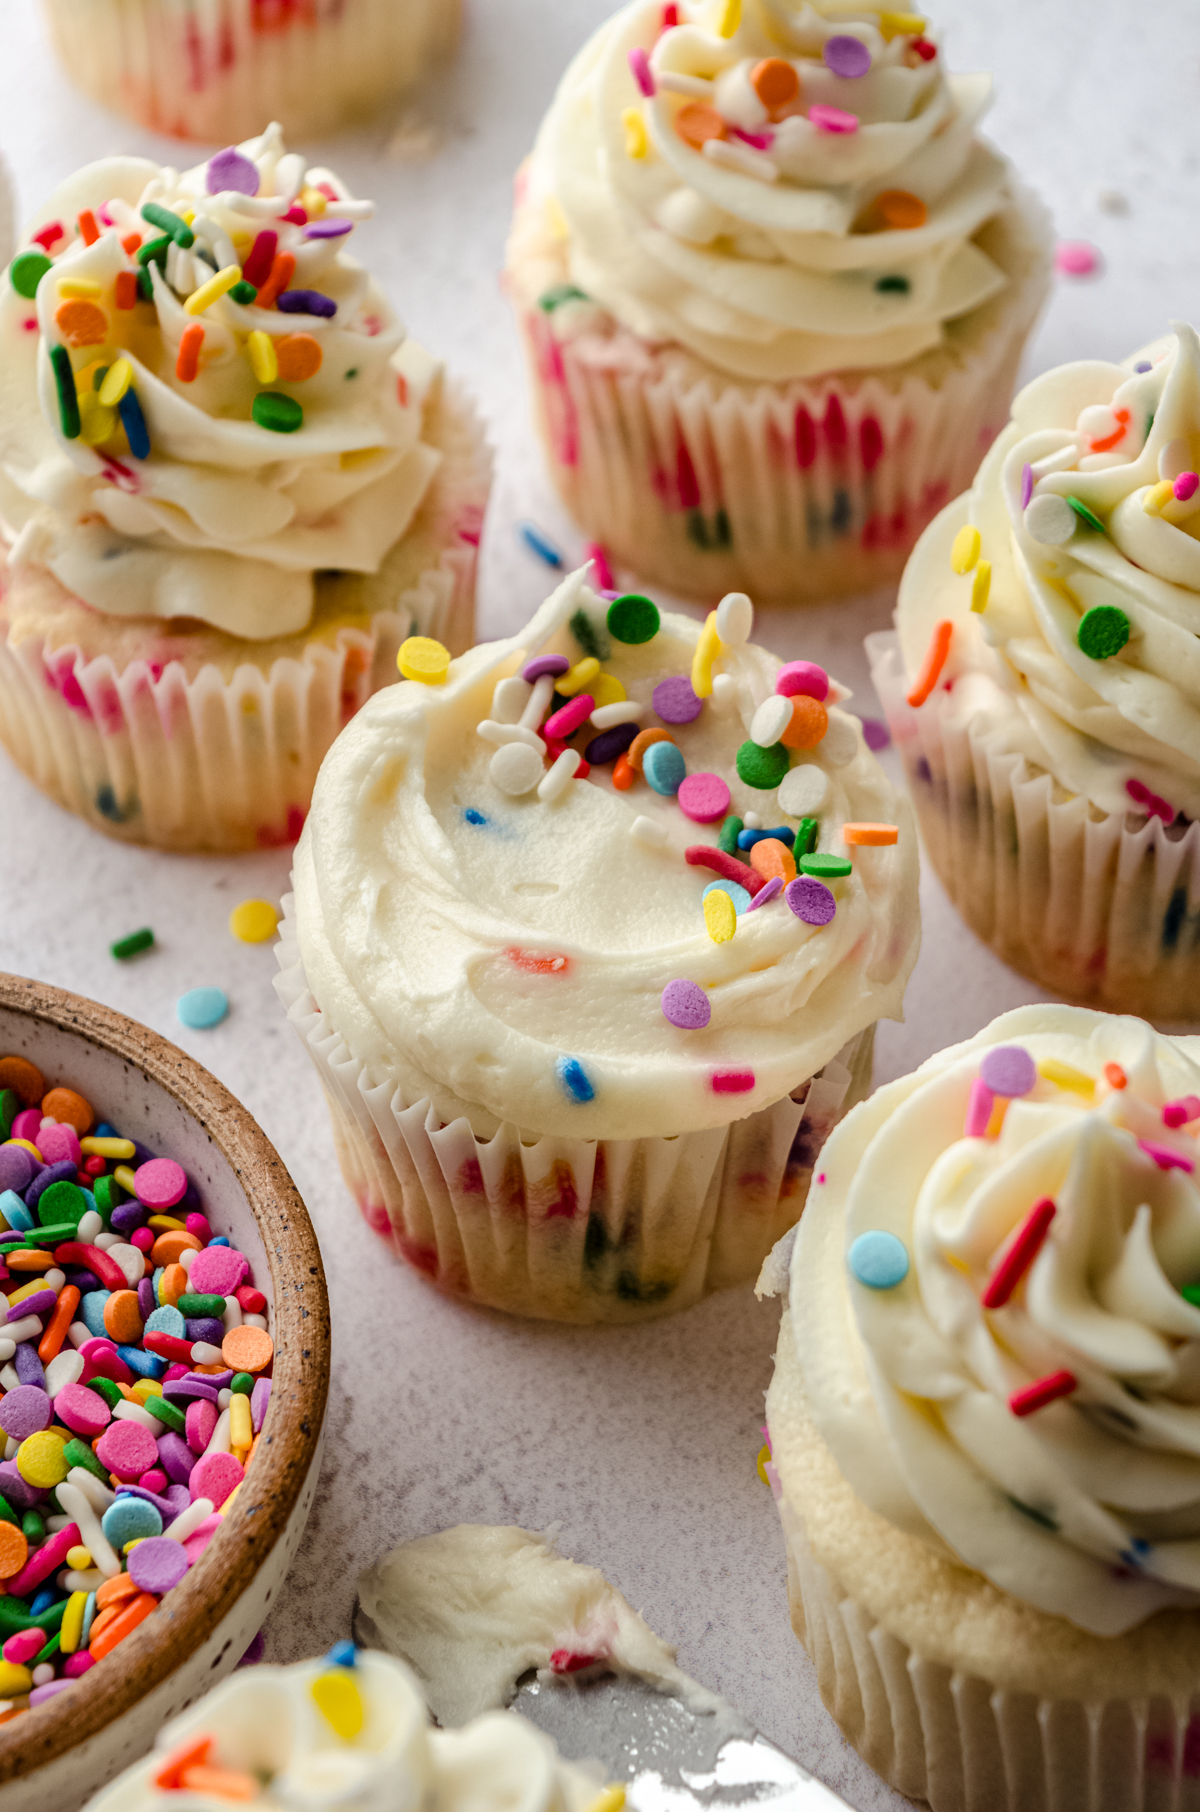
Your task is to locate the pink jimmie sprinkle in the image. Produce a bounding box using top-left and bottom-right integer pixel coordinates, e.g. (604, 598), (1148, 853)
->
(628, 46), (655, 95)
(1175, 472), (1200, 502)
(1163, 1096), (1200, 1128)
(712, 1069), (755, 1094)
(551, 1649), (605, 1674)
(1009, 1370), (1077, 1418)
(1138, 1138), (1195, 1173)
(732, 126), (775, 150)
(1021, 462), (1034, 509)
(1126, 777), (1175, 823)
(1056, 240), (1101, 277)
(964, 1076), (994, 1138)
(809, 105), (858, 134)
(585, 541), (614, 591)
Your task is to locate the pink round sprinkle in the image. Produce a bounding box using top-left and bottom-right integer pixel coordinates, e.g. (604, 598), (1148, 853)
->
(980, 1045), (1037, 1098)
(96, 1420), (158, 1481)
(131, 1228), (155, 1254)
(11, 1109), (42, 1145)
(127, 1535), (190, 1595)
(677, 773), (731, 823)
(54, 1382), (111, 1439)
(186, 1398), (218, 1455)
(746, 875), (783, 911)
(823, 34), (871, 78)
(522, 654), (569, 683)
(628, 46), (656, 96)
(3, 1630), (43, 1667)
(188, 1245), (249, 1296)
(206, 147), (260, 197)
(189, 1450), (245, 1509)
(653, 676), (702, 724)
(1055, 241), (1100, 277)
(662, 979), (711, 1030)
(808, 104), (858, 134)
(1175, 472), (1199, 502)
(712, 1069), (755, 1094)
(139, 1468), (168, 1495)
(0, 1386), (52, 1443)
(785, 877), (836, 925)
(185, 1213), (212, 1244)
(36, 1123), (80, 1167)
(776, 661), (829, 701)
(133, 1158), (187, 1209)
(62, 1652), (94, 1680)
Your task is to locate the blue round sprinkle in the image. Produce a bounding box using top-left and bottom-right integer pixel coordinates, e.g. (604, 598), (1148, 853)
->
(101, 1496), (162, 1547)
(643, 740), (687, 796)
(326, 1638), (358, 1668)
(703, 878), (752, 916)
(176, 986), (229, 1030)
(847, 1231), (909, 1290)
(556, 1057), (595, 1103)
(145, 1304), (187, 1340)
(463, 809), (487, 825)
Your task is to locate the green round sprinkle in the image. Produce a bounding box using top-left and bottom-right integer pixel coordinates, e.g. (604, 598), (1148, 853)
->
(35, 1181), (87, 1228)
(736, 740), (790, 789)
(1067, 495), (1106, 534)
(229, 280), (258, 305)
(142, 1393), (186, 1434)
(63, 1437), (108, 1483)
(252, 392), (303, 433)
(111, 926), (154, 960)
(49, 343), (80, 440)
(1077, 604), (1130, 660)
(231, 1372), (255, 1395)
(875, 274), (910, 294)
(718, 814), (744, 855)
(607, 593), (660, 644)
(799, 852), (853, 878)
(10, 250), (52, 299)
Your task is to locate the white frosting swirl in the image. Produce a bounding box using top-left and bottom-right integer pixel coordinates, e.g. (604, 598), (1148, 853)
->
(898, 323), (1200, 821)
(83, 1649), (599, 1812)
(528, 0), (1015, 380)
(293, 567), (917, 1140)
(788, 1004), (1200, 1636)
(0, 124), (444, 640)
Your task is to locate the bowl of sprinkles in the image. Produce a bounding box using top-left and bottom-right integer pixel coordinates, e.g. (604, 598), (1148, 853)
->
(0, 972), (329, 1812)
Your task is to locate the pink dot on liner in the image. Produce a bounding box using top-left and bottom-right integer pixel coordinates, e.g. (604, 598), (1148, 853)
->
(1055, 241), (1101, 277)
(816, 1174), (826, 1185)
(134, 1157), (187, 1209)
(677, 772), (731, 823)
(808, 104), (858, 134)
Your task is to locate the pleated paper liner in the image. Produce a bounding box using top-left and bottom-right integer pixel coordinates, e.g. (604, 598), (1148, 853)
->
(509, 186), (1052, 605)
(274, 896), (876, 1325)
(870, 631), (1200, 1021)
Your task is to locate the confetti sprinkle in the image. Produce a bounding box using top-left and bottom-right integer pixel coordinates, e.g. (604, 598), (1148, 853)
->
(176, 987), (229, 1030)
(847, 1230), (909, 1290)
(110, 928), (154, 961)
(1055, 241), (1101, 277)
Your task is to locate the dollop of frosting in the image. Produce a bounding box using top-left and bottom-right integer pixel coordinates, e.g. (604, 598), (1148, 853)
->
(293, 566), (917, 1141)
(789, 1004), (1200, 1637)
(0, 123), (444, 640)
(83, 1648), (600, 1812)
(526, 0), (1015, 379)
(898, 322), (1200, 821)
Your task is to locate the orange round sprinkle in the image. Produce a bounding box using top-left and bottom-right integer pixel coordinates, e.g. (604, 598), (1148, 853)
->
(781, 696), (828, 750)
(674, 102), (727, 149)
(55, 300), (108, 347)
(628, 727), (675, 772)
(160, 1262), (188, 1307)
(613, 754), (636, 791)
(275, 333), (323, 382)
(874, 189), (928, 230)
(221, 1324), (274, 1374)
(751, 57), (799, 109)
(749, 838), (797, 884)
(0, 1524), (28, 1581)
(1104, 1062), (1127, 1090)
(7, 1251), (58, 1274)
(96, 1572), (140, 1611)
(103, 1289), (144, 1344)
(842, 823), (899, 846)
(151, 1230), (202, 1268)
(40, 1087), (94, 1135)
(0, 1058), (45, 1106)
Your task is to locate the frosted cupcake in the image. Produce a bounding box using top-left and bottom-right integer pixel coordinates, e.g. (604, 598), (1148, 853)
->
(0, 126), (487, 852)
(41, 0), (462, 145)
(507, 0), (1051, 606)
(84, 1646), (603, 1810)
(762, 1005), (1200, 1812)
(872, 323), (1200, 1019)
(276, 568), (919, 1322)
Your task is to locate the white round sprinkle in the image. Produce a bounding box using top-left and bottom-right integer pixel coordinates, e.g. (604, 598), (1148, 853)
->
(629, 814), (667, 848)
(489, 741), (545, 796)
(715, 591), (753, 646)
(492, 675), (532, 724)
(44, 1349), (84, 1399)
(819, 714), (859, 769)
(477, 719), (543, 749)
(742, 810), (762, 830)
(76, 1209), (102, 1244)
(778, 764), (831, 817)
(538, 748), (582, 803)
(710, 673), (737, 710)
(1024, 493), (1076, 546)
(751, 696), (792, 748)
(591, 700), (646, 729)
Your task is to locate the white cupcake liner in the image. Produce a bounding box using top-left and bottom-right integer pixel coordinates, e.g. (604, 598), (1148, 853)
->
(41, 0), (462, 143)
(273, 896), (875, 1324)
(780, 1497), (1200, 1812)
(869, 631), (1200, 1021)
(510, 192), (1051, 606)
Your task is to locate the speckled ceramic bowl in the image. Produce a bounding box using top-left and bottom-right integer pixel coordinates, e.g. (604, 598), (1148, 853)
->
(0, 973), (330, 1812)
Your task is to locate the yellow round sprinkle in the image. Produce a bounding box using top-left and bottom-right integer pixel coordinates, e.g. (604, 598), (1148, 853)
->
(299, 186), (328, 220)
(6, 1139), (41, 1160)
(229, 898), (279, 944)
(703, 889), (737, 943)
(247, 329), (278, 386)
(970, 560), (992, 613)
(98, 358), (133, 408)
(78, 392), (118, 447)
(397, 636), (451, 685)
(621, 107), (648, 159)
(311, 1670), (364, 1740)
(585, 1790), (627, 1812)
(756, 1444), (771, 1486)
(130, 1380), (160, 1404)
(557, 657), (600, 697)
(690, 612), (722, 700)
(590, 673), (626, 709)
(0, 1663), (32, 1699)
(65, 1545), (92, 1572)
(715, 0), (741, 35)
(59, 1591), (87, 1657)
(950, 523), (981, 574)
(17, 1431), (70, 1488)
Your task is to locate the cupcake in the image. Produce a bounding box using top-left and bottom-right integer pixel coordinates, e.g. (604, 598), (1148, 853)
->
(276, 568), (919, 1322)
(506, 0), (1051, 606)
(871, 323), (1200, 1019)
(0, 126), (487, 852)
(41, 0), (462, 145)
(84, 1645), (604, 1809)
(762, 1005), (1200, 1812)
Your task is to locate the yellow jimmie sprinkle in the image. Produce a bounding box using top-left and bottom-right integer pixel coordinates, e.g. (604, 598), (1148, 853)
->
(147, 1214), (186, 1232)
(879, 11), (926, 38)
(950, 523), (981, 574)
(114, 1164), (139, 1194)
(80, 1135), (135, 1159)
(1038, 1057), (1095, 1098)
(58, 278), (101, 299)
(229, 1392), (253, 1451)
(59, 1591), (87, 1656)
(1143, 480), (1174, 516)
(756, 1443), (771, 1486)
(184, 264), (241, 316)
(715, 0), (741, 35)
(557, 657), (600, 697)
(98, 358), (133, 407)
(584, 1790), (626, 1812)
(247, 329), (278, 385)
(691, 611), (723, 699)
(971, 560), (992, 613)
(621, 106), (648, 159)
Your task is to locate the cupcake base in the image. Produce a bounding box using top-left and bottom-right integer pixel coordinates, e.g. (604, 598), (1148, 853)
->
(507, 185), (1052, 606)
(0, 385), (487, 853)
(870, 632), (1200, 1021)
(274, 899), (876, 1324)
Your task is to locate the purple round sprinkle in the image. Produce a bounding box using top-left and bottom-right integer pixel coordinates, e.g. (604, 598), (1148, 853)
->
(0, 1148), (34, 1193)
(276, 289), (337, 318)
(127, 1535), (190, 1595)
(185, 1317), (226, 1345)
(206, 147), (260, 198)
(0, 1462), (44, 1510)
(979, 1045), (1038, 1098)
(662, 979), (712, 1030)
(137, 1277), (156, 1322)
(653, 676), (702, 725)
(1021, 462), (1034, 509)
(13, 1344), (44, 1388)
(0, 1385), (52, 1442)
(238, 1630), (266, 1668)
(585, 721), (639, 766)
(785, 876), (837, 926)
(522, 654), (570, 683)
(824, 34), (871, 78)
(860, 717), (890, 752)
(303, 218), (354, 239)
(1134, 361), (1152, 374)
(25, 1159), (76, 1210)
(746, 875), (784, 912)
(156, 1432), (195, 1486)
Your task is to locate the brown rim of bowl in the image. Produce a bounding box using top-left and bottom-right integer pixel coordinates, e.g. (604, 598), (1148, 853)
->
(0, 971), (331, 1781)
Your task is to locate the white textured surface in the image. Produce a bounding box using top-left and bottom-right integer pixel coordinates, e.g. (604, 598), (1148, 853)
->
(1, 3), (1199, 1806)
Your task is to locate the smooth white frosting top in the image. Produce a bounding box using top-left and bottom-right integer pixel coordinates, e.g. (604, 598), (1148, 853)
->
(787, 1004), (1200, 1637)
(0, 123), (443, 640)
(529, 0), (1014, 379)
(292, 567), (918, 1141)
(898, 324), (1200, 821)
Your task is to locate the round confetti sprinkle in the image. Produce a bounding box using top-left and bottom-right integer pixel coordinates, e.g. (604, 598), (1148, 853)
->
(1024, 494), (1076, 546)
(848, 1231), (909, 1290)
(703, 878), (751, 915)
(860, 718), (890, 752)
(662, 979), (711, 1030)
(715, 591), (754, 645)
(522, 654), (570, 683)
(1055, 240), (1100, 277)
(677, 772), (731, 823)
(746, 875), (783, 911)
(275, 333), (323, 382)
(778, 765), (830, 817)
(775, 661), (828, 701)
(653, 676), (702, 724)
(10, 251), (52, 299)
(556, 1057), (595, 1103)
(206, 147), (261, 196)
(799, 852), (852, 878)
(127, 1536), (189, 1595)
(781, 696), (828, 750)
(704, 889), (737, 943)
(874, 189), (926, 229)
(1077, 605), (1130, 660)
(252, 392), (303, 433)
(784, 876), (836, 926)
(489, 742), (544, 796)
(823, 34), (871, 77)
(607, 594), (660, 644)
(751, 696), (793, 748)
(750, 58), (799, 108)
(229, 899), (279, 943)
(675, 102), (727, 149)
(1176, 473), (1199, 502)
(736, 740), (790, 789)
(176, 987), (229, 1030)
(134, 1158), (187, 1209)
(643, 741), (686, 795)
(398, 636), (450, 684)
(980, 1045), (1037, 1098)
